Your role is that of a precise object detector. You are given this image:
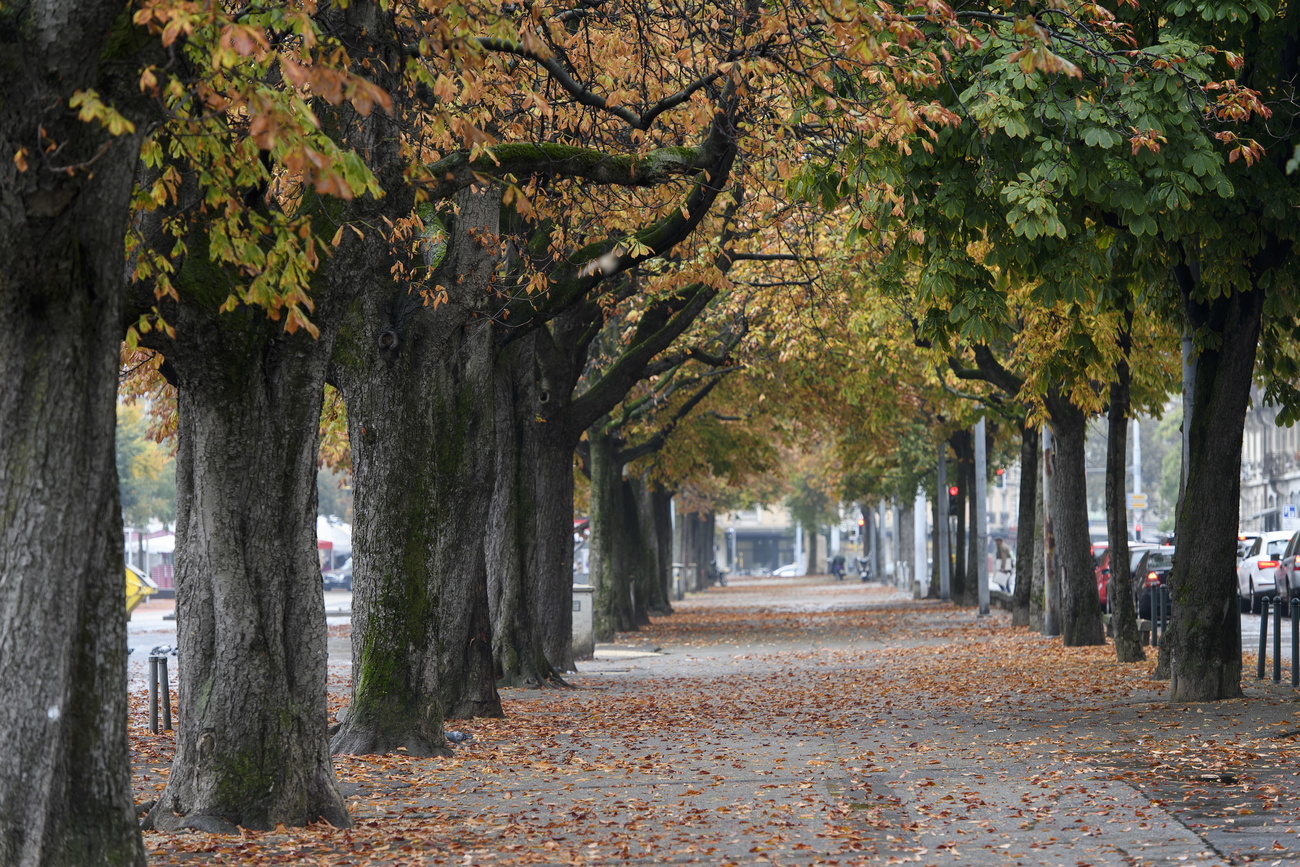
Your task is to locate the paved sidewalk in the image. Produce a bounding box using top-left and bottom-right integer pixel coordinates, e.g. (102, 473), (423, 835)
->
(391, 579), (1300, 866)
(138, 576), (1300, 865)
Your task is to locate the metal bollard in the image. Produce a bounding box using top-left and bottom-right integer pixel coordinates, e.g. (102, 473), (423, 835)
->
(1292, 599), (1299, 688)
(1276, 598), (1284, 683)
(148, 656), (159, 734)
(159, 656), (172, 731)
(1258, 598), (1271, 680)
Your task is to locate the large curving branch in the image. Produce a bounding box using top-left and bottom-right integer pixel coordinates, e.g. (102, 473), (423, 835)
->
(415, 141), (716, 200)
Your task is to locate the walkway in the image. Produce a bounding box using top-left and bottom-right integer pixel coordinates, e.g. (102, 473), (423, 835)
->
(138, 576), (1300, 865)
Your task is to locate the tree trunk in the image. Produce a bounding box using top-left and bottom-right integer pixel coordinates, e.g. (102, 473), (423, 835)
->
(950, 433), (969, 603)
(329, 188), (503, 755)
(1050, 400), (1105, 647)
(1166, 281), (1263, 701)
(652, 486), (676, 603)
(1030, 474), (1046, 632)
(143, 287), (349, 832)
(1012, 422), (1038, 626)
(0, 3), (147, 857)
(486, 334), (567, 688)
(589, 424), (637, 639)
(1107, 326), (1145, 663)
(929, 494), (943, 598)
(632, 476), (672, 615)
(965, 455), (979, 607)
(899, 505), (914, 590)
(805, 531), (818, 575)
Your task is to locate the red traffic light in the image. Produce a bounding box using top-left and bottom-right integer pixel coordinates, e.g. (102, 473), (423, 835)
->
(948, 486), (959, 497)
(857, 517), (865, 527)
(995, 467), (1004, 476)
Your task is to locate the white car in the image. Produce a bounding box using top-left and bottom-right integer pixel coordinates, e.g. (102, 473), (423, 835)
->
(770, 563), (798, 577)
(1237, 531), (1292, 613)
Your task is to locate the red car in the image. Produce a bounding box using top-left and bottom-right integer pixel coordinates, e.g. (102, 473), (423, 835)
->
(1096, 543), (1157, 612)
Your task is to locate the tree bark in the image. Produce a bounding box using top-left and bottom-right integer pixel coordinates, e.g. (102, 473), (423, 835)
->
(1166, 278), (1264, 701)
(1049, 399), (1105, 647)
(589, 423), (637, 639)
(142, 263), (350, 832)
(1030, 473), (1046, 632)
(949, 432), (970, 603)
(631, 476), (672, 615)
(329, 188), (503, 755)
(0, 4), (148, 861)
(1012, 422), (1038, 626)
(1107, 318), (1145, 663)
(965, 455), (979, 607)
(486, 334), (569, 687)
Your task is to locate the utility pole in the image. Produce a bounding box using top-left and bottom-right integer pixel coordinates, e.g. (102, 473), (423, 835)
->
(938, 445), (951, 601)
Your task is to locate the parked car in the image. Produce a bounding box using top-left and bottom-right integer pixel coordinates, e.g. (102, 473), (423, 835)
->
(1238, 533), (1262, 565)
(1237, 531), (1293, 613)
(770, 563), (798, 577)
(1133, 546), (1176, 619)
(1095, 543), (1157, 612)
(1269, 530), (1300, 614)
(323, 557), (353, 591)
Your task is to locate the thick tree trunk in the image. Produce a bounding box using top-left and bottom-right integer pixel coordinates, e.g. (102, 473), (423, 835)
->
(329, 188), (503, 755)
(0, 4), (147, 857)
(631, 477), (672, 615)
(1107, 338), (1144, 663)
(143, 291), (349, 832)
(652, 486), (676, 603)
(589, 424), (637, 639)
(1030, 474), (1046, 632)
(806, 531), (819, 575)
(1050, 401), (1105, 647)
(1012, 423), (1038, 626)
(486, 335), (568, 688)
(965, 456), (979, 607)
(1166, 283), (1262, 701)
(950, 433), (969, 602)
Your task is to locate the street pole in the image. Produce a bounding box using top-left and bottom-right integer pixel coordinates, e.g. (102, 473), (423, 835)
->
(914, 485), (927, 598)
(975, 417), (990, 615)
(1132, 418), (1143, 541)
(1042, 425), (1060, 636)
(938, 445), (950, 601)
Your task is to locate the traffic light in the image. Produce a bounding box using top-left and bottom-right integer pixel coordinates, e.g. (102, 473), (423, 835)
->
(948, 485), (959, 515)
(995, 467), (1005, 488)
(856, 516), (865, 539)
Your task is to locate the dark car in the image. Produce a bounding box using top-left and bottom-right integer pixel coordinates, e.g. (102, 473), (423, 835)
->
(1133, 546), (1176, 619)
(322, 557), (353, 591)
(1270, 530), (1300, 614)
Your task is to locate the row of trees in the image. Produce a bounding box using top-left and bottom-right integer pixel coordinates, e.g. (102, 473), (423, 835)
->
(2, 0), (1296, 862)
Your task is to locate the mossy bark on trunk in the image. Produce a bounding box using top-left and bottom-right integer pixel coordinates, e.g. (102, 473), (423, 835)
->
(1012, 422), (1038, 626)
(1107, 336), (1145, 663)
(589, 423), (637, 640)
(0, 2), (149, 862)
(487, 335), (568, 687)
(1166, 281), (1261, 701)
(1051, 401), (1105, 647)
(330, 188), (503, 754)
(143, 285), (350, 833)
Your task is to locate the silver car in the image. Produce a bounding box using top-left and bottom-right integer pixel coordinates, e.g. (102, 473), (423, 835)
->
(1238, 531), (1291, 613)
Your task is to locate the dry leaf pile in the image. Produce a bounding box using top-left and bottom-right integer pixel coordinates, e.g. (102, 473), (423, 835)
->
(131, 578), (1300, 865)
